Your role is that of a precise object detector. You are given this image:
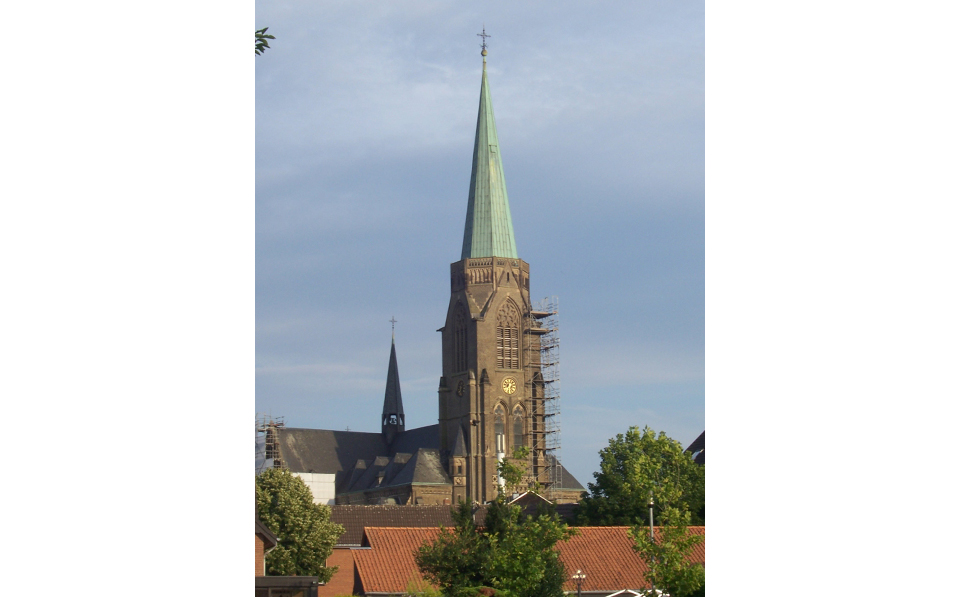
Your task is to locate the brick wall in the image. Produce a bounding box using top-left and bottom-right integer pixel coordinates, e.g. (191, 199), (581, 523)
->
(255, 534), (265, 576)
(317, 549), (357, 596)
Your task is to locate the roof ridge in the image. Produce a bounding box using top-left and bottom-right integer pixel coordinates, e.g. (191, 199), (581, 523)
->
(364, 526), (444, 530)
(280, 427), (381, 435)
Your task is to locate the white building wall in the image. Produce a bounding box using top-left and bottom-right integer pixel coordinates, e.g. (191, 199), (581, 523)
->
(292, 472), (336, 505)
(256, 435), (335, 505)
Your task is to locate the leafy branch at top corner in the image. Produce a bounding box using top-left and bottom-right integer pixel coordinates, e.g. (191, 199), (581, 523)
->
(256, 27), (276, 56)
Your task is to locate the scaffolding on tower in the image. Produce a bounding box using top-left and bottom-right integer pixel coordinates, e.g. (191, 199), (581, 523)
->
(525, 296), (562, 501)
(255, 414), (285, 473)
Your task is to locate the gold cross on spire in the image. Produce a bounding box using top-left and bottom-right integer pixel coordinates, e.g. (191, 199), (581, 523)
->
(477, 26), (490, 57)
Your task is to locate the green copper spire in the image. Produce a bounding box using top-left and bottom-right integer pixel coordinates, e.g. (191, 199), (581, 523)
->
(461, 49), (518, 260)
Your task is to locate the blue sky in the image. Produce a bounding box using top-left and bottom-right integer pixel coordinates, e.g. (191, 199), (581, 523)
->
(7, 1), (958, 593)
(255, 1), (704, 486)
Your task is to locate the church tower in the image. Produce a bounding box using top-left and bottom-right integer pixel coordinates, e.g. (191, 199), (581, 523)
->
(382, 332), (405, 446)
(439, 46), (548, 504)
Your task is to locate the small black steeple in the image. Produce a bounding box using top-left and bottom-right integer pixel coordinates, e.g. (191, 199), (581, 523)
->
(382, 323), (405, 445)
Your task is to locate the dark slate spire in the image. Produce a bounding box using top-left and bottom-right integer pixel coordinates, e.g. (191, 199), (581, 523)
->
(381, 334), (405, 445)
(452, 425), (467, 457)
(460, 47), (518, 260)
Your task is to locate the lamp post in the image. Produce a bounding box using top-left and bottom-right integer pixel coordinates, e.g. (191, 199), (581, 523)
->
(572, 569), (586, 597)
(648, 492), (656, 596)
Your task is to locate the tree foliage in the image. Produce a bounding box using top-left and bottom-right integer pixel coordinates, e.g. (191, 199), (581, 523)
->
(415, 501), (486, 592)
(255, 468), (345, 581)
(497, 446), (540, 496)
(415, 499), (574, 597)
(576, 426), (704, 526)
(630, 505), (705, 597)
(255, 27), (275, 55)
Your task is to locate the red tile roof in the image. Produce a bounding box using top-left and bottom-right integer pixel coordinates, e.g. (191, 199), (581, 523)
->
(560, 527), (704, 593)
(354, 527), (441, 594)
(352, 526), (705, 594)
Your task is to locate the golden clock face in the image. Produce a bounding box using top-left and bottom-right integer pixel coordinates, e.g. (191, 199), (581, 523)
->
(501, 377), (517, 395)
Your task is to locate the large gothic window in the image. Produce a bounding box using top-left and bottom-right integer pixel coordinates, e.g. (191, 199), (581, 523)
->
(454, 304), (468, 372)
(494, 404), (505, 455)
(512, 405), (524, 450)
(496, 301), (520, 369)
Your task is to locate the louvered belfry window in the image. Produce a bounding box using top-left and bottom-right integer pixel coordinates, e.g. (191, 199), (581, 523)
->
(496, 302), (520, 369)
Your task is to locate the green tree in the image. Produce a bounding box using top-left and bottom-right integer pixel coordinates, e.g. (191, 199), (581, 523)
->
(576, 426), (704, 526)
(416, 499), (574, 597)
(497, 446), (540, 496)
(255, 27), (275, 55)
(630, 505), (705, 597)
(414, 501), (487, 593)
(255, 468), (345, 581)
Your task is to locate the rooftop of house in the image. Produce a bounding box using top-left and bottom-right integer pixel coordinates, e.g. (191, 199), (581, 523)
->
(329, 504), (478, 547)
(685, 430), (705, 465)
(348, 525), (705, 594)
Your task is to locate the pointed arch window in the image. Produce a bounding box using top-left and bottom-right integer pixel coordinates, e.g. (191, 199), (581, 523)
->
(496, 302), (520, 369)
(512, 405), (524, 450)
(454, 304), (468, 372)
(494, 404), (505, 455)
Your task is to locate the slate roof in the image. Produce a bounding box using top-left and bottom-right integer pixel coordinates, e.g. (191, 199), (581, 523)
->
(329, 504), (464, 547)
(381, 339), (404, 422)
(452, 425), (467, 457)
(276, 424), (443, 492)
(277, 427), (388, 477)
(276, 423), (585, 498)
(351, 526), (705, 594)
(388, 449), (450, 486)
(685, 431), (705, 465)
(389, 424), (440, 455)
(339, 448), (451, 495)
(346, 455), (397, 493)
(549, 454), (586, 491)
